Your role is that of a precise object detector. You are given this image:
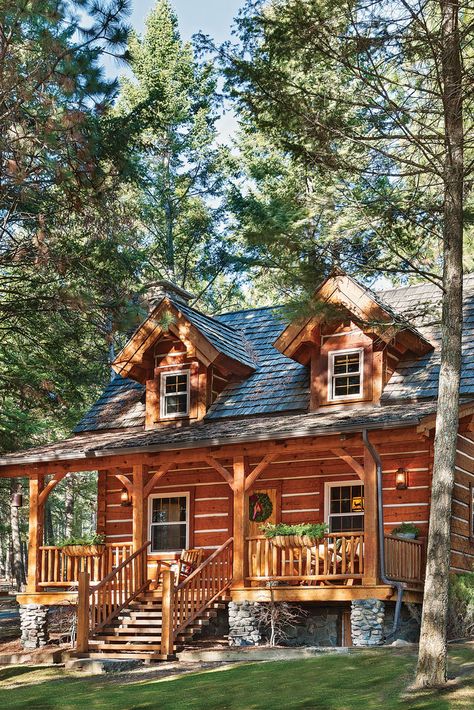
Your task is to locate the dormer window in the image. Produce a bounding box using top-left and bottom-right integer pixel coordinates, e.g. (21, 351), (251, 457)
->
(160, 371), (190, 418)
(329, 348), (363, 401)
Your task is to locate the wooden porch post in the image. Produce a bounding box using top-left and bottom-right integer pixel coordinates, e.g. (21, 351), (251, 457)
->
(232, 456), (249, 588)
(363, 447), (379, 585)
(132, 464), (147, 583)
(76, 570), (90, 653)
(26, 474), (45, 593)
(160, 569), (175, 657)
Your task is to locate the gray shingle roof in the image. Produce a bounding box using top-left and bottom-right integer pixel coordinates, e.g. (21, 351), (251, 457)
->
(0, 402), (439, 467)
(73, 274), (474, 434)
(171, 298), (257, 370)
(380, 274), (474, 402)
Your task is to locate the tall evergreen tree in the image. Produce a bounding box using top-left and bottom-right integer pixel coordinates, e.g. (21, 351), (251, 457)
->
(218, 0), (473, 687)
(116, 1), (241, 309)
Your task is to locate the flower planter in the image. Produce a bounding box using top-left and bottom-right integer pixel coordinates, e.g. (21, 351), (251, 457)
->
(62, 544), (106, 558)
(270, 535), (322, 549)
(394, 533), (417, 540)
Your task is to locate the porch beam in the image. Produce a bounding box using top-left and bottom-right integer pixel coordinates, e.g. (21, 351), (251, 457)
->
(244, 454), (278, 491)
(204, 456), (234, 490)
(143, 464), (172, 498)
(232, 456), (249, 587)
(113, 471), (133, 494)
(0, 428), (426, 477)
(330, 448), (364, 480)
(38, 472), (68, 506)
(26, 474), (45, 593)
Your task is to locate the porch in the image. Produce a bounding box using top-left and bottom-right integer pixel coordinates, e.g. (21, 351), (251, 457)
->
(23, 529), (424, 599)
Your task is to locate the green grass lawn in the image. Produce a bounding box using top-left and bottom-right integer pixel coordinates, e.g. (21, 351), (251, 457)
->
(1, 647), (473, 710)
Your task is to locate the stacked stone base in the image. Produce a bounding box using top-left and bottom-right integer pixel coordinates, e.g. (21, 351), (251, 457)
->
(350, 599), (385, 646)
(228, 601), (262, 646)
(19, 604), (49, 649)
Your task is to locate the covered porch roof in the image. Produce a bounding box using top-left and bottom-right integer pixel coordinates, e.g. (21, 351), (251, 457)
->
(0, 400), (443, 474)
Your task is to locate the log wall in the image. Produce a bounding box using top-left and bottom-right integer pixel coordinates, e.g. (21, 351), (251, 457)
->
(100, 427), (434, 563)
(451, 433), (474, 572)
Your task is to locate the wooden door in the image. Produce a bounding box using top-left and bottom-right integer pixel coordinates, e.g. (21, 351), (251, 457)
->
(248, 488), (278, 538)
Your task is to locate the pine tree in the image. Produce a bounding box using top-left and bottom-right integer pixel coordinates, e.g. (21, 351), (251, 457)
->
(116, 1), (241, 309)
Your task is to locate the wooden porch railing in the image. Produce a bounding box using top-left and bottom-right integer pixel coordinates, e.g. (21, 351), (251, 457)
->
(160, 537), (233, 656)
(76, 541), (150, 652)
(246, 533), (365, 584)
(38, 543), (133, 587)
(384, 535), (424, 585)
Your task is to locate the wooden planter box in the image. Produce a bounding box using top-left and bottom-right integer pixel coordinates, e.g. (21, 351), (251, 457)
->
(61, 544), (105, 558)
(269, 535), (322, 549)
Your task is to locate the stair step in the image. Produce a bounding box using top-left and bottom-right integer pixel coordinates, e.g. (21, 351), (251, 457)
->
(78, 651), (174, 661)
(121, 618), (163, 626)
(94, 634), (162, 642)
(100, 626), (162, 636)
(89, 642), (164, 652)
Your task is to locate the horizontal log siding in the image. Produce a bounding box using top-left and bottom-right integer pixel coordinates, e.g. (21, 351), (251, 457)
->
(451, 433), (474, 572)
(101, 430), (434, 565)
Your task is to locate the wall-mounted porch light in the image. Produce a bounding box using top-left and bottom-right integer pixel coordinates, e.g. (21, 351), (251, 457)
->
(11, 486), (23, 508)
(120, 488), (131, 506)
(395, 467), (408, 490)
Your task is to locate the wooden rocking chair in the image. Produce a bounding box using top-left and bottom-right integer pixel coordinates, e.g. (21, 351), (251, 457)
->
(156, 548), (204, 586)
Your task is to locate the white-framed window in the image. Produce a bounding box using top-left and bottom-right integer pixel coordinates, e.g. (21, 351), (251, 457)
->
(328, 348), (364, 401)
(149, 492), (189, 552)
(325, 481), (365, 533)
(160, 370), (190, 418)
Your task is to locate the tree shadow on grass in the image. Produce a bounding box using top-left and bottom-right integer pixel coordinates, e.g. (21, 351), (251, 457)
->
(0, 667), (38, 683)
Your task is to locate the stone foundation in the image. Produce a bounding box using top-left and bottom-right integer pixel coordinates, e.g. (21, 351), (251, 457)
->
(350, 599), (384, 646)
(228, 601), (262, 646)
(19, 604), (49, 649)
(383, 603), (421, 643)
(277, 604), (340, 647)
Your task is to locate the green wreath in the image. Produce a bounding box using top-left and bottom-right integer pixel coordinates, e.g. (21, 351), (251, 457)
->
(249, 493), (273, 523)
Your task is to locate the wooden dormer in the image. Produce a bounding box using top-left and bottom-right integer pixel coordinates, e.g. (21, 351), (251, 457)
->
(111, 282), (255, 429)
(273, 272), (433, 411)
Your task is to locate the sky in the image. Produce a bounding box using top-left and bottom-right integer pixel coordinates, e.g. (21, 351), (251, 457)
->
(129, 0), (245, 43)
(105, 0), (246, 142)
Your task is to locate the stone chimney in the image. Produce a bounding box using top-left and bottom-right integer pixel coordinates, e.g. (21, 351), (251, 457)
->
(144, 279), (195, 311)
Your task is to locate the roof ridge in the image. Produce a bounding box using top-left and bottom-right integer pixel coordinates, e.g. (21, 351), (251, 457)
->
(216, 304), (285, 317)
(174, 297), (248, 336)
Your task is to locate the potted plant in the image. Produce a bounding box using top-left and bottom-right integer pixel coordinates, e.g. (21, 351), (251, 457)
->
(59, 533), (106, 558)
(261, 522), (328, 548)
(391, 523), (420, 540)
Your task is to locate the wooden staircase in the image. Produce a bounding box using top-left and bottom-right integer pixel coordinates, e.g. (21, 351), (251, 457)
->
(84, 591), (228, 660)
(75, 538), (233, 661)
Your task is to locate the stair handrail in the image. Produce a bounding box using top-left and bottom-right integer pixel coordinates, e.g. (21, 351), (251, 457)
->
(160, 537), (233, 657)
(76, 541), (151, 653)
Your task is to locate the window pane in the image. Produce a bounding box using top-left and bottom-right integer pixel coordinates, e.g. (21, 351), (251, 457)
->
(151, 523), (187, 551)
(176, 374), (188, 391)
(165, 393), (187, 415)
(152, 496), (187, 523)
(329, 514), (364, 533)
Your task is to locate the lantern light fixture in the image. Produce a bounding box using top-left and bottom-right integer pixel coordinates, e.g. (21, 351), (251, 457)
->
(395, 467), (408, 490)
(11, 486), (23, 508)
(120, 488), (131, 506)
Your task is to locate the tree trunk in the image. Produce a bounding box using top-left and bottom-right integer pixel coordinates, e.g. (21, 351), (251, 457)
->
(10, 479), (26, 589)
(415, 0), (464, 689)
(64, 478), (75, 539)
(44, 501), (54, 545)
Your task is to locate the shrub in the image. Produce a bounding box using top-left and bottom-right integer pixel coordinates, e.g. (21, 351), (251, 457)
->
(391, 522), (420, 537)
(447, 572), (474, 640)
(58, 533), (105, 547)
(261, 522), (328, 539)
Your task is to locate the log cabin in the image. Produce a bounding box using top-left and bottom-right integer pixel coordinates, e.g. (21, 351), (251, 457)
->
(1, 271), (474, 658)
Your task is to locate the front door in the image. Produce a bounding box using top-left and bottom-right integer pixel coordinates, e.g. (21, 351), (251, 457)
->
(248, 488), (278, 538)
